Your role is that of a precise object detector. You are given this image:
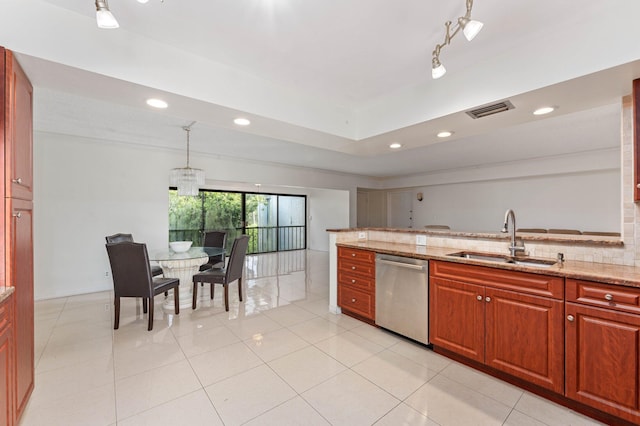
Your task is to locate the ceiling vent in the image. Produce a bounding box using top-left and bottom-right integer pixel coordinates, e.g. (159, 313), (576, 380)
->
(465, 100), (515, 119)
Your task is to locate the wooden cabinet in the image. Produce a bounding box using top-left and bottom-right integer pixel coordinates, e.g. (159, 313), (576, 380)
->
(337, 247), (375, 322)
(0, 292), (14, 426)
(3, 49), (33, 201)
(0, 46), (34, 425)
(566, 279), (640, 424)
(430, 260), (564, 393)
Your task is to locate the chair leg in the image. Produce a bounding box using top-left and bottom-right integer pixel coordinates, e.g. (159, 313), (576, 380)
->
(174, 287), (180, 315)
(164, 291), (168, 297)
(148, 299), (154, 331)
(238, 277), (243, 302)
(192, 281), (198, 309)
(224, 283), (229, 312)
(114, 297), (120, 330)
(143, 298), (148, 314)
(210, 283), (215, 300)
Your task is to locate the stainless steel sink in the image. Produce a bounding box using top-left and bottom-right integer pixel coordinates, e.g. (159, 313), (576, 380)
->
(446, 251), (556, 268)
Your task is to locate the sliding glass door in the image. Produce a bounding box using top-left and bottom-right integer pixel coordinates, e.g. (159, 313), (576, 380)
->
(169, 189), (306, 254)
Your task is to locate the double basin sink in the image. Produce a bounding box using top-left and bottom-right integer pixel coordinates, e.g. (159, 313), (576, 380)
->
(447, 251), (557, 268)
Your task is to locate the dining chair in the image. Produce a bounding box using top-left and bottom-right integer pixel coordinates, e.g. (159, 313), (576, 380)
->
(548, 229), (582, 235)
(105, 233), (164, 277)
(192, 235), (250, 311)
(199, 230), (227, 271)
(106, 241), (180, 331)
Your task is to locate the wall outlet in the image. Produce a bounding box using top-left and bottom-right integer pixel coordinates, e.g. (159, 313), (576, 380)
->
(416, 235), (427, 246)
(358, 232), (367, 240)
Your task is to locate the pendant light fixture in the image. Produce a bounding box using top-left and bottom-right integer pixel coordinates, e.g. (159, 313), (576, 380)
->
(431, 0), (483, 79)
(95, 0), (119, 29)
(169, 122), (205, 196)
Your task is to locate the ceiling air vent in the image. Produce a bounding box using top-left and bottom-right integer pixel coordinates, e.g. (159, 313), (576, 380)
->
(465, 100), (515, 119)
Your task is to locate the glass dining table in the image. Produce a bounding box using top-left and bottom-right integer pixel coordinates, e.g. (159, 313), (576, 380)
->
(149, 247), (226, 310)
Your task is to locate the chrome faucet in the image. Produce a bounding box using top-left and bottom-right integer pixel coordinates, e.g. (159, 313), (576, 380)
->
(501, 209), (525, 256)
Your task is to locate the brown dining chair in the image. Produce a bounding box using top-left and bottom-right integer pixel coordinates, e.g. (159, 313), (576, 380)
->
(199, 230), (227, 271)
(105, 233), (164, 277)
(548, 229), (582, 235)
(106, 242), (180, 331)
(192, 235), (250, 311)
(582, 231), (621, 237)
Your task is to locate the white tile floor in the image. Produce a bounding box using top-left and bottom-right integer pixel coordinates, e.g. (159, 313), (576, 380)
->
(22, 250), (605, 426)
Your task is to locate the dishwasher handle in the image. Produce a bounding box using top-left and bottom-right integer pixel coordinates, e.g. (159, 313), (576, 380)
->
(376, 258), (426, 271)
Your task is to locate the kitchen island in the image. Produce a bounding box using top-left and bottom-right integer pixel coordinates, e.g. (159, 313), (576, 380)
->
(328, 227), (640, 425)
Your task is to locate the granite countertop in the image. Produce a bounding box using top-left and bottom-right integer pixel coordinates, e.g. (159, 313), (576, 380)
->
(337, 240), (640, 289)
(0, 286), (15, 304)
(328, 227), (624, 247)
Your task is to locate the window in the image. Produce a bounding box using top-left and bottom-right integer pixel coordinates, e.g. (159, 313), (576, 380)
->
(169, 189), (306, 254)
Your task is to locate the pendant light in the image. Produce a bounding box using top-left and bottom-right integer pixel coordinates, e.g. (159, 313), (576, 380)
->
(169, 122), (205, 196)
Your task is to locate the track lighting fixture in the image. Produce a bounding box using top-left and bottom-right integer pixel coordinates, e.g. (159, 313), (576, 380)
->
(95, 0), (164, 29)
(431, 0), (483, 79)
(95, 0), (119, 29)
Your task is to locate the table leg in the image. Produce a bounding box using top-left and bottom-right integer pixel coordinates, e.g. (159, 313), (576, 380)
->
(159, 256), (209, 310)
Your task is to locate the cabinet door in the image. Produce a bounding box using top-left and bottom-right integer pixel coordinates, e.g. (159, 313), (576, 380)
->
(0, 297), (13, 426)
(429, 276), (484, 362)
(566, 302), (640, 424)
(3, 50), (33, 201)
(485, 288), (564, 393)
(5, 199), (33, 419)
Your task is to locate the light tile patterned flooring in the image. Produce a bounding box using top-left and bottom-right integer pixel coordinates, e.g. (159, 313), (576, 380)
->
(23, 250), (604, 425)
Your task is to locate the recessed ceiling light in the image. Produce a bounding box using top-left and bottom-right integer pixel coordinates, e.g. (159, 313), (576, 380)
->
(146, 98), (168, 109)
(137, 0), (149, 3)
(533, 106), (555, 115)
(389, 143), (402, 149)
(234, 118), (251, 126)
(437, 131), (453, 138)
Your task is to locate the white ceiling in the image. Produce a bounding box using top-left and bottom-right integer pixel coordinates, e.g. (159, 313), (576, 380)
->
(2, 0), (640, 178)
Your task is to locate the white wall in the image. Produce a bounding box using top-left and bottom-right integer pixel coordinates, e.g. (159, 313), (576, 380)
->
(408, 170), (620, 233)
(33, 132), (366, 300)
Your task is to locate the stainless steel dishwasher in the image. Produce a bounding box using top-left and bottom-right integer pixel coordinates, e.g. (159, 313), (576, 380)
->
(375, 254), (429, 344)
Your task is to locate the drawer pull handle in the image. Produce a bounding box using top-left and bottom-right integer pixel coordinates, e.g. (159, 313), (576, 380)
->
(12, 177), (23, 184)
(477, 295), (482, 301)
(351, 279), (356, 283)
(567, 315), (575, 322)
(351, 298), (356, 303)
(352, 253), (356, 257)
(12, 212), (21, 218)
(485, 296), (491, 303)
(352, 266), (356, 270)
(604, 293), (613, 301)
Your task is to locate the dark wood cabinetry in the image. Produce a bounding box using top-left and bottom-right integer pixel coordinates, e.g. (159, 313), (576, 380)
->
(0, 293), (14, 426)
(566, 279), (640, 424)
(430, 260), (564, 393)
(1, 46), (34, 426)
(337, 247), (375, 322)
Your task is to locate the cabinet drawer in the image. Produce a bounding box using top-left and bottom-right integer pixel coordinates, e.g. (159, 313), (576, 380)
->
(339, 285), (374, 320)
(338, 271), (374, 291)
(338, 247), (375, 264)
(567, 279), (640, 315)
(430, 260), (563, 299)
(338, 258), (375, 278)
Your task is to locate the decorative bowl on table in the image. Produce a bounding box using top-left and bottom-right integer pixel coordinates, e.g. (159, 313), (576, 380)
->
(169, 241), (192, 253)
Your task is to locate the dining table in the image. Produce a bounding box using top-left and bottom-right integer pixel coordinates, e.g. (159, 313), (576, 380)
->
(149, 246), (226, 310)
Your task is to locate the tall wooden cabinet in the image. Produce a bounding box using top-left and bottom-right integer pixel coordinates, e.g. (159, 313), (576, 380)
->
(1, 46), (34, 426)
